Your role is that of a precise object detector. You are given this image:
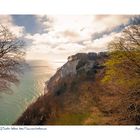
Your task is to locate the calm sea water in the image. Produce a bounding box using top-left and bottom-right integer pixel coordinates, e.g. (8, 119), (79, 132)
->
(0, 61), (56, 125)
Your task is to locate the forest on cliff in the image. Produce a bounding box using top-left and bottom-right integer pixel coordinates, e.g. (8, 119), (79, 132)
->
(15, 25), (140, 125)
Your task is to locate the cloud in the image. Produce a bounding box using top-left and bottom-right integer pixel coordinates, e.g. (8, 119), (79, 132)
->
(24, 15), (137, 67)
(35, 15), (54, 32)
(0, 15), (25, 37)
(92, 15), (131, 33)
(12, 15), (44, 34)
(60, 30), (80, 40)
(0, 15), (138, 72)
(79, 32), (117, 53)
(25, 32), (68, 47)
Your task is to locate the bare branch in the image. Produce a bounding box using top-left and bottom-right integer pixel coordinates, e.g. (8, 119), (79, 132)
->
(0, 25), (25, 92)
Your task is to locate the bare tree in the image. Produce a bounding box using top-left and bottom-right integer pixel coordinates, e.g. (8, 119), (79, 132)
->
(0, 25), (25, 92)
(108, 25), (140, 76)
(103, 25), (140, 98)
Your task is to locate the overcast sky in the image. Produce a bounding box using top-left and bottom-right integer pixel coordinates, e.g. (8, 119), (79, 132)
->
(0, 15), (140, 68)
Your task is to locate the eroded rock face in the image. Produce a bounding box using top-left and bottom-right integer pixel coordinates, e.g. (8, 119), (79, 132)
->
(15, 51), (140, 125)
(60, 59), (79, 78)
(44, 52), (107, 94)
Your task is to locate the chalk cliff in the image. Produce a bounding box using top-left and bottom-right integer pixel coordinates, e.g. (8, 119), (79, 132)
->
(15, 52), (140, 125)
(44, 52), (107, 95)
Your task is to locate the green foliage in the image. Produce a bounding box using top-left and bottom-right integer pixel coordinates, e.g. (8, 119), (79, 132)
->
(50, 113), (90, 125)
(102, 25), (140, 93)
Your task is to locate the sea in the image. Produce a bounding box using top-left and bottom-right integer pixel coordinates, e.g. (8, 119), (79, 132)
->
(0, 60), (63, 125)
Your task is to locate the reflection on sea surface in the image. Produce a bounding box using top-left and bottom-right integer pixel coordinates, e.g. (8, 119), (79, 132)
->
(0, 60), (56, 125)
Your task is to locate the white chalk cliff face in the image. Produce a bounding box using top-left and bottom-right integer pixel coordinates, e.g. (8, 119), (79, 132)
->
(60, 60), (79, 78)
(44, 52), (107, 94)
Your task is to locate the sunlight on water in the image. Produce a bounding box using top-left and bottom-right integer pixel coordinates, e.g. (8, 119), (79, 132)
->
(0, 60), (58, 125)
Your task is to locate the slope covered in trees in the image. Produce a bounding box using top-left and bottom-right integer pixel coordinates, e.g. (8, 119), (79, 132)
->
(103, 25), (140, 93)
(15, 25), (140, 125)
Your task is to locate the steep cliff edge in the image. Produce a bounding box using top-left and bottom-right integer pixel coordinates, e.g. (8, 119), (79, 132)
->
(15, 52), (140, 125)
(44, 52), (107, 96)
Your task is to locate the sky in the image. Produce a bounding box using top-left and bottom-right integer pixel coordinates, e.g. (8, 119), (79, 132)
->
(0, 15), (140, 68)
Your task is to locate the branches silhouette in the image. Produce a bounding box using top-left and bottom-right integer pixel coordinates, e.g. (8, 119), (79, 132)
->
(0, 25), (25, 92)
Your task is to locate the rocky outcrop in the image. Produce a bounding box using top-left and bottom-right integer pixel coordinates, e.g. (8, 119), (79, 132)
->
(44, 52), (107, 94)
(15, 51), (140, 125)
